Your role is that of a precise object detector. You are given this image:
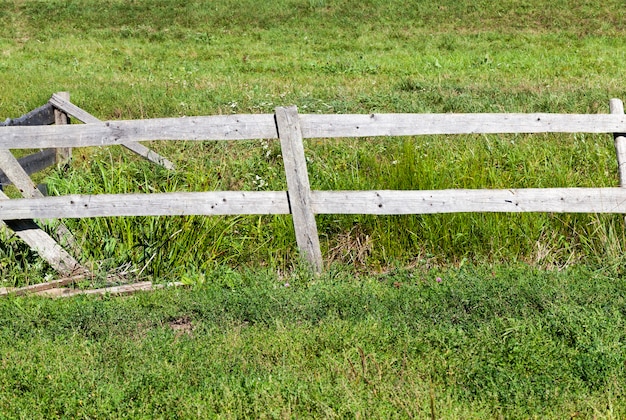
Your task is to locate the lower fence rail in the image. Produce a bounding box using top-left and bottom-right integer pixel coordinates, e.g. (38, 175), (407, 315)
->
(1, 187), (626, 220)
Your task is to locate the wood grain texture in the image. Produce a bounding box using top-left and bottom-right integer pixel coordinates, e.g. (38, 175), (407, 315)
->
(0, 150), (56, 188)
(0, 114), (278, 149)
(0, 210), (83, 276)
(53, 92), (72, 163)
(0, 148), (82, 255)
(3, 188), (626, 218)
(0, 273), (87, 296)
(275, 106), (323, 272)
(36, 281), (184, 297)
(610, 98), (626, 187)
(4, 112), (624, 150)
(49, 93), (176, 170)
(0, 149), (43, 198)
(310, 189), (626, 214)
(0, 191), (290, 219)
(298, 113), (626, 138)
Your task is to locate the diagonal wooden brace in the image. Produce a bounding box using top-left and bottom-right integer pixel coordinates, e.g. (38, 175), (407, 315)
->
(0, 196), (85, 276)
(0, 149), (87, 275)
(48, 94), (176, 170)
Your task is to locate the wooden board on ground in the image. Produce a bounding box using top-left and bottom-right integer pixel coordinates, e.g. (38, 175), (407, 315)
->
(36, 281), (184, 297)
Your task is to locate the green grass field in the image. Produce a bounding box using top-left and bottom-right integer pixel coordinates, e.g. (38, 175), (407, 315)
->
(2, 0), (626, 417)
(2, 265), (626, 418)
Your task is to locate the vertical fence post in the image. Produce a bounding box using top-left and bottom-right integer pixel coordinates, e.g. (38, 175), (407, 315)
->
(275, 106), (323, 272)
(54, 91), (72, 163)
(610, 99), (626, 187)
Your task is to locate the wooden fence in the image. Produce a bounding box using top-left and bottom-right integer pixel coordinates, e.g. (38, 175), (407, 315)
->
(2, 95), (626, 273)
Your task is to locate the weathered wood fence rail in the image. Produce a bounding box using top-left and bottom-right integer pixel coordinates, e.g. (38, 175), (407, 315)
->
(2, 95), (626, 272)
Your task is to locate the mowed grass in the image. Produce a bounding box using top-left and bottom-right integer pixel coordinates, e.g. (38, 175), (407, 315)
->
(2, 0), (626, 417)
(1, 265), (626, 418)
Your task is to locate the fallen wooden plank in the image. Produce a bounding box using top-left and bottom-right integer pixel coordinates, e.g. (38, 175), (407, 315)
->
(49, 94), (176, 170)
(0, 273), (88, 296)
(37, 281), (184, 297)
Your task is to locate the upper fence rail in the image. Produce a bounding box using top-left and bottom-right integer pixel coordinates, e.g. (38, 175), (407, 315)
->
(1, 113), (626, 149)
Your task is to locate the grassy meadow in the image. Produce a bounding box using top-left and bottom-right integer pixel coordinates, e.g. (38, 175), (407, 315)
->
(1, 0), (626, 417)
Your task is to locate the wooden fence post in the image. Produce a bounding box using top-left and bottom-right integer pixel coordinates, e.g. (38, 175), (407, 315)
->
(54, 91), (72, 163)
(610, 99), (626, 186)
(275, 106), (323, 272)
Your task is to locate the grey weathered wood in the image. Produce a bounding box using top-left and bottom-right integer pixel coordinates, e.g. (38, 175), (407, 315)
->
(49, 93), (100, 124)
(0, 191), (290, 219)
(298, 113), (626, 138)
(5, 188), (626, 219)
(0, 149), (42, 198)
(275, 106), (323, 272)
(610, 98), (626, 187)
(1, 112), (624, 150)
(310, 189), (626, 214)
(0, 273), (88, 296)
(0, 149), (56, 187)
(0, 148), (81, 254)
(53, 92), (72, 163)
(0, 103), (56, 127)
(49, 93), (176, 170)
(37, 281), (183, 297)
(0, 189), (83, 276)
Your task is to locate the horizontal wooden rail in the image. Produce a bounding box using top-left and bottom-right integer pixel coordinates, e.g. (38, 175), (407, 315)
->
(0, 191), (290, 219)
(1, 113), (626, 149)
(2, 188), (626, 220)
(0, 115), (278, 148)
(300, 113), (626, 138)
